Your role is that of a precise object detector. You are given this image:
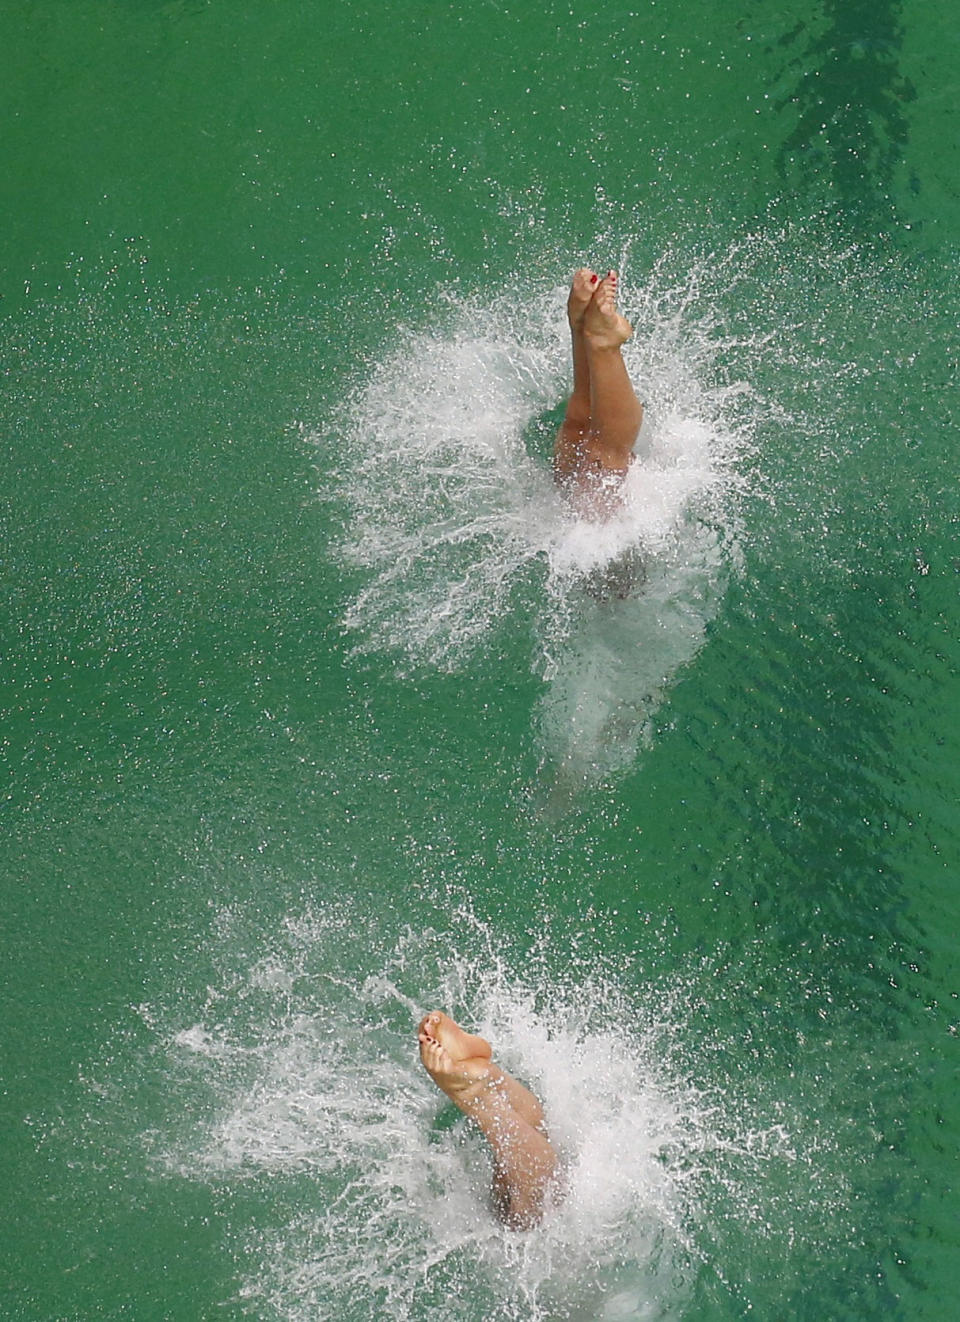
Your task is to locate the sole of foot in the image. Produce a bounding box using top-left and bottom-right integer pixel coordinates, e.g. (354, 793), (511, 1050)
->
(583, 271), (632, 349)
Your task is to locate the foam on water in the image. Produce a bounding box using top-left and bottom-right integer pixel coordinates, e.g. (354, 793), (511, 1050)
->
(311, 248), (785, 787)
(136, 901), (852, 1321)
(313, 230), (953, 791)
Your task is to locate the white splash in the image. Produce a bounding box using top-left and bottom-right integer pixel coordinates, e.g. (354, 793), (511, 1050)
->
(143, 903), (840, 1322)
(311, 254), (778, 785)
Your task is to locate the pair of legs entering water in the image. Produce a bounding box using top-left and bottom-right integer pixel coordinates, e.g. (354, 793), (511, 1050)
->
(418, 1011), (560, 1230)
(553, 268), (644, 511)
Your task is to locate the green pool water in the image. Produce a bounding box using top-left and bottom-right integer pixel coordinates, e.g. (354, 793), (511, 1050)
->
(2, 2), (958, 1319)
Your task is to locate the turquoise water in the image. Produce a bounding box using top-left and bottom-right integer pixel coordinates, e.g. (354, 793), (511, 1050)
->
(3, 2), (958, 1318)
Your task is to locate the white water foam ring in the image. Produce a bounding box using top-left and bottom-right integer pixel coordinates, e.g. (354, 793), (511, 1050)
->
(323, 273), (743, 647)
(314, 266), (751, 781)
(147, 907), (840, 1321)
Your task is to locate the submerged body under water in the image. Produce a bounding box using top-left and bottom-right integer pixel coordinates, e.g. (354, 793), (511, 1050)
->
(321, 259), (758, 791)
(5, 0), (959, 1307)
(29, 232), (954, 1322)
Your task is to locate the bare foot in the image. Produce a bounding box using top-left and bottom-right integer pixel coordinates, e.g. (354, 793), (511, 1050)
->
(420, 1012), (548, 1134)
(583, 270), (632, 349)
(417, 1010), (560, 1230)
(567, 267), (600, 331)
(418, 1031), (497, 1114)
(419, 1010), (492, 1064)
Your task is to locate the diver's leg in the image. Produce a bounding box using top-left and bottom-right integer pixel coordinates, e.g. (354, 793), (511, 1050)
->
(473, 1090), (559, 1230)
(421, 1012), (545, 1131)
(581, 270), (644, 475)
(418, 1015), (559, 1229)
(553, 268), (599, 485)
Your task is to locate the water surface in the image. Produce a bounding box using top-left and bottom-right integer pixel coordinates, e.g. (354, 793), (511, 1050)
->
(2, 1), (958, 1318)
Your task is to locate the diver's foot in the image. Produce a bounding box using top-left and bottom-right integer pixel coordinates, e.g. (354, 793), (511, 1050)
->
(418, 1031), (497, 1114)
(567, 267), (600, 331)
(419, 1010), (492, 1064)
(583, 271), (632, 349)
